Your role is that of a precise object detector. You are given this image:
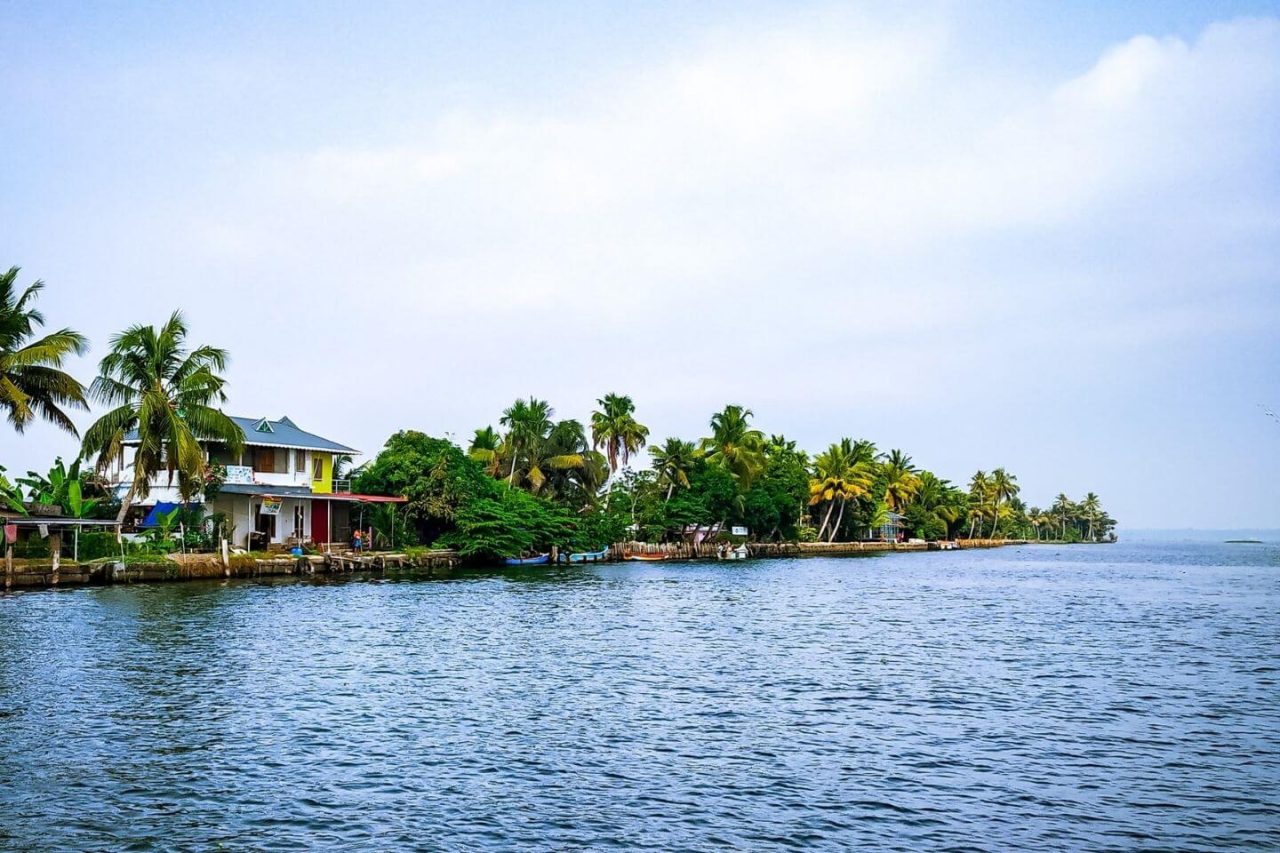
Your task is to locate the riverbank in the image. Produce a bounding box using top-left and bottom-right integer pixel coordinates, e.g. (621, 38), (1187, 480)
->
(0, 538), (1092, 592)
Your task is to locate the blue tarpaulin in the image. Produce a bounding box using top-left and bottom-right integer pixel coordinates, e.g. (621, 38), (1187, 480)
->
(140, 502), (182, 528)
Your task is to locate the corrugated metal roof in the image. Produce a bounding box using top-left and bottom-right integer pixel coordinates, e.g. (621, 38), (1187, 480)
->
(216, 484), (405, 503)
(124, 415), (357, 454)
(218, 484), (314, 498)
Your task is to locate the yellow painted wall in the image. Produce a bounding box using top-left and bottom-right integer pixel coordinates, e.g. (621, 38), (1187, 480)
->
(311, 453), (333, 494)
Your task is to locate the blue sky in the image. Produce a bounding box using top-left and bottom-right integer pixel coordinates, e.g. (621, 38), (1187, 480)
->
(2, 1), (1278, 528)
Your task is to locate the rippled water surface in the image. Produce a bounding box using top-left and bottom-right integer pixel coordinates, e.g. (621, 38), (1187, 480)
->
(2, 541), (1279, 851)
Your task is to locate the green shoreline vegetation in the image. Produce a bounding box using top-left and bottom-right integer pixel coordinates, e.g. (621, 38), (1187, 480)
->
(2, 267), (1117, 564)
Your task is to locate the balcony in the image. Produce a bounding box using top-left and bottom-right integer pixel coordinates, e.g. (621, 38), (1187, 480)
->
(108, 465), (321, 496)
(216, 465), (309, 489)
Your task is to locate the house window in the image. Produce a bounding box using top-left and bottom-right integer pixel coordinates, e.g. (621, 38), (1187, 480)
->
(313, 457), (324, 482)
(294, 449), (305, 473)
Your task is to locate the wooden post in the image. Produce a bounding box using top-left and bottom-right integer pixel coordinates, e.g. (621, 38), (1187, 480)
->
(221, 537), (230, 576)
(49, 532), (61, 586)
(4, 541), (12, 592)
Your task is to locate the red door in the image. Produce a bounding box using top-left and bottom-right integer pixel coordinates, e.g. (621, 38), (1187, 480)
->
(311, 500), (329, 545)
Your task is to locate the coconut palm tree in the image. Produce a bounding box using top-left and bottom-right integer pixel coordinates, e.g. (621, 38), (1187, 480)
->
(914, 471), (966, 538)
(881, 449), (922, 512)
(468, 426), (504, 476)
(988, 468), (1019, 538)
(1026, 506), (1043, 540)
(526, 419), (594, 498)
(590, 393), (649, 477)
(1051, 493), (1073, 539)
(0, 267), (89, 435)
(966, 471), (990, 538)
(1080, 492), (1102, 541)
(81, 311), (243, 523)
(701, 405), (766, 487)
(768, 434), (798, 455)
(809, 439), (875, 542)
(650, 437), (698, 502)
(499, 397), (554, 485)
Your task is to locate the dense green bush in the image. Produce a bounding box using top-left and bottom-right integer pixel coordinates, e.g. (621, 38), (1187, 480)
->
(77, 531), (124, 561)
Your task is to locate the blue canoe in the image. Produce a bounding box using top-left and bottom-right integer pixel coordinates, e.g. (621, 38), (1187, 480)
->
(558, 548), (610, 564)
(503, 553), (550, 566)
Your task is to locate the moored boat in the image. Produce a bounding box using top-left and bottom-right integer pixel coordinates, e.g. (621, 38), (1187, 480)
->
(503, 553), (550, 566)
(623, 552), (670, 562)
(717, 545), (750, 561)
(558, 548), (610, 564)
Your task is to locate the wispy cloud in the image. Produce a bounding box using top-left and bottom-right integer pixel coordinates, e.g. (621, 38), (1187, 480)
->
(4, 10), (1278, 526)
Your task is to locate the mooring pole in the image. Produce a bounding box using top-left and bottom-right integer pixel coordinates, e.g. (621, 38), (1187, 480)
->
(49, 532), (61, 586)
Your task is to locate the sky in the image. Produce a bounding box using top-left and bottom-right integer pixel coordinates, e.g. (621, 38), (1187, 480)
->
(2, 1), (1278, 529)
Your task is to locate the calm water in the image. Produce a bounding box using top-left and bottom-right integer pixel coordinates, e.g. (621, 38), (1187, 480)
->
(2, 541), (1278, 851)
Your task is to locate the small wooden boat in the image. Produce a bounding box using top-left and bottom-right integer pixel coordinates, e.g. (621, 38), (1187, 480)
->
(717, 545), (750, 561)
(623, 552), (670, 562)
(504, 553), (550, 566)
(558, 548), (610, 564)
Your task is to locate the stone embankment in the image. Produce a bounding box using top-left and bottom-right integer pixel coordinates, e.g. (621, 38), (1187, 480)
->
(2, 549), (462, 591)
(4, 538), (1053, 591)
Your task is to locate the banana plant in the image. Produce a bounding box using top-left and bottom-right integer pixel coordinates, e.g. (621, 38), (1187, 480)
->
(0, 465), (28, 515)
(18, 456), (89, 513)
(63, 478), (102, 562)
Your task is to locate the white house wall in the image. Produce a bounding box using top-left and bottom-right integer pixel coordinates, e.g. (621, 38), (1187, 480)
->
(279, 499), (310, 543)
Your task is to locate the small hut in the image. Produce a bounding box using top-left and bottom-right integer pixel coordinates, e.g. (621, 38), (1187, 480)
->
(868, 511), (906, 543)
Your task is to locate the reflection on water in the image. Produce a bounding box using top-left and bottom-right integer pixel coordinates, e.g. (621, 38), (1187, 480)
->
(2, 542), (1278, 850)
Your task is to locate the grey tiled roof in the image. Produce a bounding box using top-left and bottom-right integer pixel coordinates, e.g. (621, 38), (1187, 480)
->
(124, 415), (358, 454)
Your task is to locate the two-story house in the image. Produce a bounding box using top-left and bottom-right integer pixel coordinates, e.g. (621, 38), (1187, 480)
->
(116, 415), (402, 549)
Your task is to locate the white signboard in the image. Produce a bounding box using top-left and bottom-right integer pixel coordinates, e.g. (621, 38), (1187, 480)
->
(260, 497), (283, 516)
(731, 526), (748, 536)
(225, 465), (253, 484)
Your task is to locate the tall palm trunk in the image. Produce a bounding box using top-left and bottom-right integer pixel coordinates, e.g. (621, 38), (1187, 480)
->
(968, 515), (977, 539)
(827, 498), (846, 543)
(508, 442), (519, 485)
(817, 500), (836, 540)
(115, 479), (139, 526)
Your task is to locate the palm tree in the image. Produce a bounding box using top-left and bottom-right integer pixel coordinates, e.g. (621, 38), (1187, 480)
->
(966, 471), (990, 538)
(590, 393), (649, 477)
(1027, 506), (1043, 540)
(881, 449), (921, 512)
(0, 267), (89, 435)
(81, 311), (243, 523)
(701, 405), (766, 487)
(809, 439), (875, 542)
(1080, 492), (1102, 541)
(768, 434), (798, 455)
(1051, 493), (1073, 540)
(499, 397), (554, 485)
(989, 468), (1019, 538)
(915, 471), (966, 538)
(650, 437), (698, 502)
(468, 426), (504, 476)
(525, 419), (592, 498)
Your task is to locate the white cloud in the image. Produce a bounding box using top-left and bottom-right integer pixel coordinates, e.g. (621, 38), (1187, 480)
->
(7, 12), (1280, 527)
